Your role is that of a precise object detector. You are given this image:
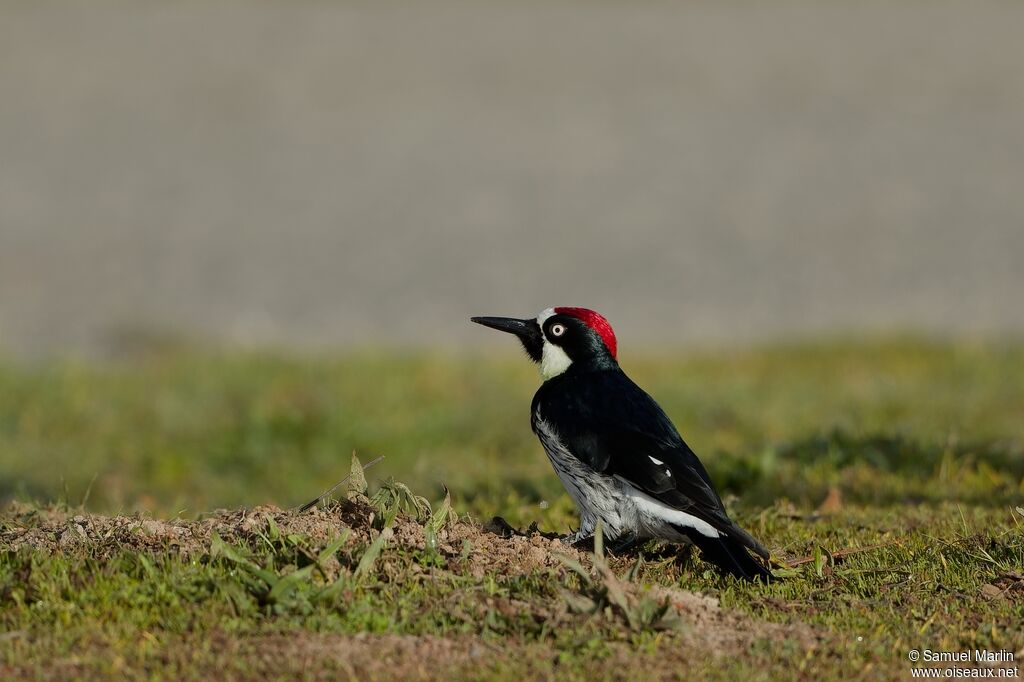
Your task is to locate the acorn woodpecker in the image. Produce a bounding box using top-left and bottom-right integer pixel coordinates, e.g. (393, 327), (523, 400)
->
(471, 307), (772, 581)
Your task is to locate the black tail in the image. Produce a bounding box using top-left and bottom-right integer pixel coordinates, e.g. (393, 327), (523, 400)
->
(685, 531), (774, 582)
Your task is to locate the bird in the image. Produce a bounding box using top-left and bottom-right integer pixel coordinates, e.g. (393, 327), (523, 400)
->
(471, 307), (773, 581)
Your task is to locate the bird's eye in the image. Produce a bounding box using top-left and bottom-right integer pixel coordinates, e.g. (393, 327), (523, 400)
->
(549, 323), (566, 337)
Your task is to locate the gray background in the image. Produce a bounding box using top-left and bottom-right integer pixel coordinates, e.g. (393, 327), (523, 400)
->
(2, 0), (1022, 357)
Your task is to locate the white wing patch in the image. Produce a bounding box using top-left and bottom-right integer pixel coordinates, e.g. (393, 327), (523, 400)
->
(647, 456), (671, 477)
(618, 481), (721, 538)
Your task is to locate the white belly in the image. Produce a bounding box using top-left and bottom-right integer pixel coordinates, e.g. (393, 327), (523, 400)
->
(532, 413), (720, 544)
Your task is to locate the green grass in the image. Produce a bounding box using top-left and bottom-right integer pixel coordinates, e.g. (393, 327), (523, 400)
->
(1, 338), (1022, 679)
(2, 338), (1022, 518)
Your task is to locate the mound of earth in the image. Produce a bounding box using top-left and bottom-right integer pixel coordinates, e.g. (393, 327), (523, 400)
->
(1, 500), (581, 578)
(0, 500), (821, 675)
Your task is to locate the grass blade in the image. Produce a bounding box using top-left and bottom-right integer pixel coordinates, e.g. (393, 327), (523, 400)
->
(318, 530), (351, 565)
(354, 527), (393, 579)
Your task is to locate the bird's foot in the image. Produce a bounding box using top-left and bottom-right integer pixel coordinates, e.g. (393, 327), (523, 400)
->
(606, 535), (643, 556)
(561, 530), (643, 556)
(561, 529), (594, 550)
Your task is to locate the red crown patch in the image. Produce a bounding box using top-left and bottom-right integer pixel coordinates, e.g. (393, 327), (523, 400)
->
(554, 307), (617, 359)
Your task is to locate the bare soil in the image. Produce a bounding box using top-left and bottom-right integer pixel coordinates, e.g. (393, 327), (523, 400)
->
(1, 500), (822, 679)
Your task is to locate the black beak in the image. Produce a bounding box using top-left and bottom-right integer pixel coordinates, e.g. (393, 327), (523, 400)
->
(471, 316), (534, 336)
(471, 315), (543, 362)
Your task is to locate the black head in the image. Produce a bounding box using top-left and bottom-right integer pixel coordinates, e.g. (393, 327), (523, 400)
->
(471, 307), (618, 380)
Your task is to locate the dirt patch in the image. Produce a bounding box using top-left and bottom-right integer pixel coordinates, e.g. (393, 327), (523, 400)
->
(0, 501), (821, 668)
(982, 571), (1024, 603)
(0, 500), (583, 578)
(0, 628), (820, 682)
(649, 585), (818, 654)
(0, 631), (499, 682)
(203, 627), (822, 681)
(227, 632), (501, 681)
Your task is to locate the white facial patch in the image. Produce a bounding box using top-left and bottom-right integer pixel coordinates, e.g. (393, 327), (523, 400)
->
(536, 308), (572, 380)
(536, 308), (557, 325)
(540, 341), (572, 380)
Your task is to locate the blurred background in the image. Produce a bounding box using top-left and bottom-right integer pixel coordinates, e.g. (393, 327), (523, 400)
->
(1, 1), (1022, 517)
(3, 0), (1023, 356)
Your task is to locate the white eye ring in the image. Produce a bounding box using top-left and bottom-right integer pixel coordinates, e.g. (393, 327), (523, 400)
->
(549, 323), (566, 337)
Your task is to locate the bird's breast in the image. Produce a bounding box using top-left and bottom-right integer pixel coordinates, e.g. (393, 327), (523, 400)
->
(533, 409), (626, 533)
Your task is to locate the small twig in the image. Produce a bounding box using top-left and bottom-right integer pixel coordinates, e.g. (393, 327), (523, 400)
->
(786, 541), (896, 568)
(296, 456), (384, 513)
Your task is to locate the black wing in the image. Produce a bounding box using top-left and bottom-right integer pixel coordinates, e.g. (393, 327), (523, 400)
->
(532, 369), (769, 560)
